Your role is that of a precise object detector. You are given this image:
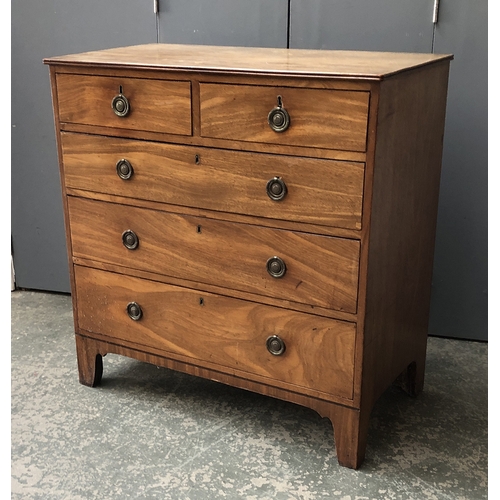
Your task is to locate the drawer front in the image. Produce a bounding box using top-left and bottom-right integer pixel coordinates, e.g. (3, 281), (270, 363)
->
(56, 74), (192, 136)
(68, 197), (360, 313)
(75, 266), (356, 399)
(61, 132), (364, 230)
(200, 84), (369, 152)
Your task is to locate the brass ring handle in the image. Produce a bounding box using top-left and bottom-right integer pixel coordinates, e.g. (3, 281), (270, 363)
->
(112, 93), (130, 117)
(126, 302), (143, 321)
(116, 159), (134, 180)
(266, 256), (286, 278)
(266, 335), (286, 356)
(266, 177), (287, 201)
(268, 95), (290, 133)
(122, 230), (139, 250)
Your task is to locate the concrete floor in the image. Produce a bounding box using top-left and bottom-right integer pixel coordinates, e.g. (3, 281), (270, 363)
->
(11, 290), (487, 499)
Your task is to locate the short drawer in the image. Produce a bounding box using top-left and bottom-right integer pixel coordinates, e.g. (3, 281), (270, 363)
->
(61, 132), (364, 230)
(56, 74), (192, 136)
(200, 83), (369, 152)
(75, 266), (356, 399)
(68, 197), (360, 313)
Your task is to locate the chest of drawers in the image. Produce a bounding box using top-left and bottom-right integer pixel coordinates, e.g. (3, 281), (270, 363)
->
(44, 44), (452, 469)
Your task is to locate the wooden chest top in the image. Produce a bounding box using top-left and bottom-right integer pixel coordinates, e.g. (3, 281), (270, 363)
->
(44, 43), (452, 79)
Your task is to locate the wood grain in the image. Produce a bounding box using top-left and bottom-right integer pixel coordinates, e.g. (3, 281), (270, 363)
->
(52, 64), (373, 91)
(45, 43), (453, 470)
(360, 61), (451, 412)
(349, 82), (381, 408)
(56, 73), (192, 135)
(67, 196), (360, 313)
(44, 43), (452, 80)
(75, 334), (103, 387)
(59, 122), (367, 163)
(75, 266), (356, 399)
(65, 188), (361, 240)
(47, 67), (81, 334)
(72, 257), (359, 323)
(200, 84), (369, 152)
(61, 132), (365, 230)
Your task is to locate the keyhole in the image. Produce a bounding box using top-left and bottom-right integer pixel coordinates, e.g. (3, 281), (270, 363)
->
(277, 95), (283, 108)
(119, 85), (123, 94)
(195, 154), (200, 164)
(199, 298), (204, 306)
(196, 225), (202, 233)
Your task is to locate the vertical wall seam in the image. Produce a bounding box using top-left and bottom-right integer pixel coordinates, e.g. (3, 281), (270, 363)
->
(156, 12), (160, 43)
(287, 0), (291, 48)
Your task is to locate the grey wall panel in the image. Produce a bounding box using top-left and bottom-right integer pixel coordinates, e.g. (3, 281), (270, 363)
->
(289, 0), (487, 340)
(158, 0), (288, 47)
(12, 1), (156, 292)
(429, 0), (488, 340)
(290, 0), (434, 52)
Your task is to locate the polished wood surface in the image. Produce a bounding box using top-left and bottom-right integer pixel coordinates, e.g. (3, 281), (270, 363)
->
(72, 256), (359, 323)
(74, 333), (103, 387)
(66, 188), (361, 240)
(360, 61), (451, 413)
(46, 44), (451, 470)
(48, 67), (81, 335)
(61, 132), (365, 230)
(75, 266), (356, 399)
(200, 84), (369, 152)
(44, 43), (452, 79)
(56, 73), (192, 135)
(53, 64), (373, 91)
(67, 196), (360, 313)
(59, 122), (368, 162)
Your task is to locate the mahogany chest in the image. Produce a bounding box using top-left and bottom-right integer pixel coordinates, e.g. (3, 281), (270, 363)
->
(44, 44), (452, 469)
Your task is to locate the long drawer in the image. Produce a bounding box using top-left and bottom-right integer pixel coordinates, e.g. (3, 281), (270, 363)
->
(56, 74), (192, 136)
(75, 265), (356, 399)
(200, 83), (370, 152)
(61, 132), (365, 230)
(68, 197), (360, 313)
